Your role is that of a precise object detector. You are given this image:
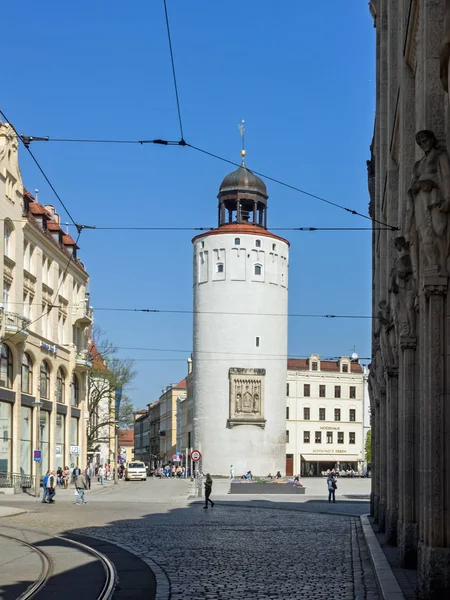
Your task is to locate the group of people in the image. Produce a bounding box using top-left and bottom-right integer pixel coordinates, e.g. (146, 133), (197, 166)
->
(41, 463), (111, 505)
(153, 465), (186, 478)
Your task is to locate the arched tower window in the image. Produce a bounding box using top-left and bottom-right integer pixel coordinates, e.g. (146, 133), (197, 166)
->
(234, 238), (240, 246)
(254, 264), (262, 276)
(21, 352), (33, 394)
(0, 344), (13, 388)
(255, 240), (261, 247)
(217, 263), (224, 273)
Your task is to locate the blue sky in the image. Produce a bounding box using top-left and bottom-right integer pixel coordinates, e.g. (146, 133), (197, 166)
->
(2, 1), (375, 408)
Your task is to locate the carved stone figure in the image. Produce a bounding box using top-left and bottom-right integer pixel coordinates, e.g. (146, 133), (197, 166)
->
(378, 300), (397, 371)
(367, 139), (375, 219)
(405, 130), (450, 276)
(228, 368), (265, 428)
(389, 237), (417, 338)
(0, 122), (22, 184)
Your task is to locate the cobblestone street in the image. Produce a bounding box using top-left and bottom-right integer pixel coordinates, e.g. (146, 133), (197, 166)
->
(1, 480), (380, 599)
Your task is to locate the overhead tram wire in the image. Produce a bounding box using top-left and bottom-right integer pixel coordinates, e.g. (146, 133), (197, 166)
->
(163, 0), (185, 142)
(18, 132), (397, 231)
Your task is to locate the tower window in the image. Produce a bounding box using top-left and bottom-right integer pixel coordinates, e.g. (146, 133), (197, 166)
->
(217, 263), (224, 273)
(272, 243), (276, 250)
(254, 265), (262, 275)
(201, 241), (205, 248)
(234, 238), (240, 245)
(256, 336), (260, 347)
(255, 240), (261, 247)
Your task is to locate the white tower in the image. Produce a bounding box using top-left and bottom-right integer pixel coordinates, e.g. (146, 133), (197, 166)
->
(192, 144), (289, 476)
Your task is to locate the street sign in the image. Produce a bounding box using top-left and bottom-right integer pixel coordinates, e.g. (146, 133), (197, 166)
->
(55, 445), (62, 456)
(70, 445), (80, 455)
(33, 450), (42, 462)
(190, 449), (202, 462)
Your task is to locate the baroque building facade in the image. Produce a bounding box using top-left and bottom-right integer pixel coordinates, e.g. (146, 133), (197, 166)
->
(0, 122), (91, 488)
(369, 1), (450, 595)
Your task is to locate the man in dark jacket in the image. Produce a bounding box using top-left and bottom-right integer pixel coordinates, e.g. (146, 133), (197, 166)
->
(75, 471), (88, 505)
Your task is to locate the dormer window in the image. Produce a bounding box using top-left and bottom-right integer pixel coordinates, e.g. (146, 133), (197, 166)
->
(342, 364), (349, 373)
(254, 264), (262, 275)
(217, 263), (224, 273)
(255, 240), (261, 247)
(234, 238), (241, 245)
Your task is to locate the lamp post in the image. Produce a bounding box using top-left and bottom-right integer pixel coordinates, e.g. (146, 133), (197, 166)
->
(33, 399), (42, 499)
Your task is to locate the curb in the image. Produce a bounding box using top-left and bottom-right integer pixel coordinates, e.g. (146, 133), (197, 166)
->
(360, 514), (404, 599)
(0, 507), (28, 518)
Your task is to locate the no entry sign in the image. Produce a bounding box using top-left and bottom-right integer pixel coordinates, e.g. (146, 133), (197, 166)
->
(190, 449), (202, 462)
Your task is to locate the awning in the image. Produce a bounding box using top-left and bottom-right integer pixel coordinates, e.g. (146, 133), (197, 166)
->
(301, 454), (361, 462)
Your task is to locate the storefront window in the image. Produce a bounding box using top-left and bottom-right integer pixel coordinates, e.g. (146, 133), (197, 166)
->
(0, 402), (12, 472)
(70, 416), (79, 467)
(21, 353), (33, 394)
(39, 411), (50, 473)
(55, 414), (65, 468)
(20, 406), (33, 476)
(0, 344), (13, 389)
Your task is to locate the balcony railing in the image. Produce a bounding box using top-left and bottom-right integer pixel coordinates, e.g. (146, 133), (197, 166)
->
(0, 472), (35, 492)
(2, 311), (31, 341)
(75, 349), (92, 369)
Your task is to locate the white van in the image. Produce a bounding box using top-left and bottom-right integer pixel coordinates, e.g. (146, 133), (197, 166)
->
(125, 461), (147, 481)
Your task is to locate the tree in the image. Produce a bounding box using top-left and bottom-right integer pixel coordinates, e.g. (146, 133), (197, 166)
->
(87, 329), (136, 453)
(365, 429), (372, 465)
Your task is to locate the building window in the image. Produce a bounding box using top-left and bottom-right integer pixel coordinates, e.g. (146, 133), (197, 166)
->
(0, 344), (13, 389)
(286, 430), (290, 443)
(254, 264), (262, 275)
(256, 337), (260, 347)
(315, 431), (322, 444)
(327, 431), (333, 444)
(201, 241), (205, 248)
(0, 402), (12, 472)
(319, 408), (326, 421)
(272, 243), (276, 250)
(349, 409), (356, 422)
(319, 384), (326, 398)
(334, 408), (341, 421)
(335, 385), (341, 398)
(304, 384), (310, 397)
(349, 432), (356, 444)
(40, 361), (50, 399)
(234, 238), (240, 245)
(217, 263), (224, 273)
(56, 414), (65, 468)
(57, 368), (65, 404)
(350, 386), (356, 399)
(303, 431), (310, 443)
(71, 374), (79, 407)
(338, 432), (344, 444)
(286, 383), (289, 396)
(286, 406), (289, 420)
(39, 411), (50, 473)
(312, 361), (318, 371)
(4, 220), (13, 258)
(21, 352), (33, 394)
(303, 407), (310, 420)
(342, 364), (349, 373)
(3, 281), (11, 312)
(20, 406), (33, 476)
(255, 240), (261, 247)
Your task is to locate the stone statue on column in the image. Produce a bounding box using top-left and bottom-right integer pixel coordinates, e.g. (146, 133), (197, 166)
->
(378, 300), (397, 371)
(405, 131), (450, 276)
(389, 236), (417, 339)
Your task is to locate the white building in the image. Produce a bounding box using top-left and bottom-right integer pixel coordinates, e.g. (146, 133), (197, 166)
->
(286, 354), (365, 477)
(192, 150), (289, 476)
(0, 122), (91, 487)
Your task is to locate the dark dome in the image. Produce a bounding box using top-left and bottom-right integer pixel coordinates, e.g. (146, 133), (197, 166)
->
(219, 164), (267, 198)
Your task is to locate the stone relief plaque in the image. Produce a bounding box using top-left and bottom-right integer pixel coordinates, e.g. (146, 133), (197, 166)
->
(228, 368), (266, 428)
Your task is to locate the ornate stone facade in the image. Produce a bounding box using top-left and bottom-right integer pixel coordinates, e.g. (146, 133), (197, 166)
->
(370, 1), (450, 596)
(228, 368), (265, 428)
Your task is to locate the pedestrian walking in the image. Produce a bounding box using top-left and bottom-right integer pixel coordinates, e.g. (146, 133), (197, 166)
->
(75, 470), (88, 505)
(203, 473), (214, 509)
(327, 474), (337, 503)
(98, 465), (105, 485)
(85, 466), (92, 490)
(42, 471), (50, 503)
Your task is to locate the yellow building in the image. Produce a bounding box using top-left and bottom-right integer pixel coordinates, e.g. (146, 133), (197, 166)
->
(158, 378), (186, 464)
(0, 122), (91, 490)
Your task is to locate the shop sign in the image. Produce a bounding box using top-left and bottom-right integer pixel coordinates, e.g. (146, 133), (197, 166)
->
(41, 342), (58, 355)
(320, 426), (340, 431)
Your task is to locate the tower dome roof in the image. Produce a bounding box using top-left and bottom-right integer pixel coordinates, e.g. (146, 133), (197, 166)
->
(219, 163), (267, 199)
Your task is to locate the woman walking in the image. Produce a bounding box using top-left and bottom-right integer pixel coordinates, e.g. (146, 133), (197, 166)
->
(327, 473), (337, 503)
(203, 473), (214, 509)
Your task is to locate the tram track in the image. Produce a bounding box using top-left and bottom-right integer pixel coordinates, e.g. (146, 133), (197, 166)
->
(0, 525), (116, 600)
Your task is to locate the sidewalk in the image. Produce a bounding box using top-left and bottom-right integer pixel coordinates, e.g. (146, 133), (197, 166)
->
(0, 478), (117, 503)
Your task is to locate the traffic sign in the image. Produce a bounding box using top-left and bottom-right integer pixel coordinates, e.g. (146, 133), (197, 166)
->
(33, 450), (42, 462)
(190, 449), (202, 462)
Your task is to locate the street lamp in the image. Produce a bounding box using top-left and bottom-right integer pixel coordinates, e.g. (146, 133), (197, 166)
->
(33, 398), (42, 499)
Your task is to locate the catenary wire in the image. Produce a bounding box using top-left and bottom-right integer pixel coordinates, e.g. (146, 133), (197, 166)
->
(163, 0), (185, 141)
(0, 107), (80, 231)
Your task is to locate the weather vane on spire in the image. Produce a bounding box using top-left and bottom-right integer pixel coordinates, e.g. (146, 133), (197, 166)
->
(238, 119), (246, 164)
